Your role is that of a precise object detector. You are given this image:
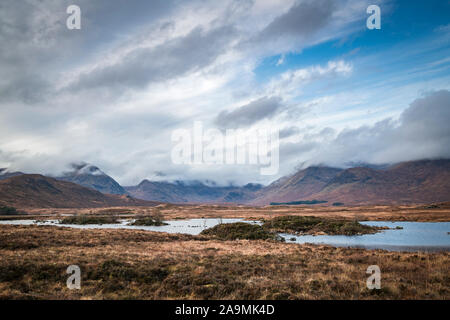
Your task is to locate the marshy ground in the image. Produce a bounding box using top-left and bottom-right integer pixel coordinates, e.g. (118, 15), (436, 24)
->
(0, 204), (449, 299)
(261, 216), (383, 235)
(0, 220), (448, 299)
(4, 202), (450, 222)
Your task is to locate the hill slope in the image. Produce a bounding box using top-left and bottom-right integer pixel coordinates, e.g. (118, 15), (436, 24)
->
(251, 166), (343, 205)
(0, 168), (24, 181)
(314, 159), (450, 205)
(251, 159), (450, 205)
(0, 174), (157, 208)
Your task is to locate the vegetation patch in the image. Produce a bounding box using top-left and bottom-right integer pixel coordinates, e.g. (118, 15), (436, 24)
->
(87, 260), (170, 285)
(59, 215), (119, 225)
(130, 217), (168, 226)
(200, 222), (281, 241)
(0, 206), (19, 215)
(263, 216), (381, 236)
(270, 200), (327, 205)
(332, 202), (344, 206)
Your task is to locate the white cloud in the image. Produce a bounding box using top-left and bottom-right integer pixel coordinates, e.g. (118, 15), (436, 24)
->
(276, 54), (285, 66)
(266, 60), (353, 98)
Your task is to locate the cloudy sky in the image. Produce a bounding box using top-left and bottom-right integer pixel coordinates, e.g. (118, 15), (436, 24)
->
(0, 0), (449, 186)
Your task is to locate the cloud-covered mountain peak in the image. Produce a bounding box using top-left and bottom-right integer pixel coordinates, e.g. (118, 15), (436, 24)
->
(68, 163), (106, 177)
(57, 162), (125, 195)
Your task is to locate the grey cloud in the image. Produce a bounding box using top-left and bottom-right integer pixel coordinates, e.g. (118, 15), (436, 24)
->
(275, 90), (450, 173)
(308, 90), (450, 167)
(215, 96), (283, 129)
(0, 0), (70, 103)
(280, 140), (318, 158)
(71, 25), (237, 91)
(399, 90), (450, 140)
(81, 0), (177, 38)
(260, 0), (335, 39)
(279, 126), (301, 139)
(243, 0), (336, 50)
(0, 0), (179, 103)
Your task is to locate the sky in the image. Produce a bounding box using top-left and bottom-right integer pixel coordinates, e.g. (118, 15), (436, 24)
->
(0, 0), (449, 186)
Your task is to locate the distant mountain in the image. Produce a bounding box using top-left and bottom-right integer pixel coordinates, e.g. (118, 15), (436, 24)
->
(1, 159), (449, 207)
(251, 159), (450, 205)
(125, 180), (263, 204)
(250, 166), (343, 205)
(56, 163), (126, 195)
(313, 159), (450, 205)
(0, 174), (157, 208)
(0, 168), (24, 181)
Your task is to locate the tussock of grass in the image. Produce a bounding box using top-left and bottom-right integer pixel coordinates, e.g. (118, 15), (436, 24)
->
(130, 217), (168, 226)
(263, 216), (380, 235)
(59, 215), (119, 225)
(200, 222), (281, 241)
(0, 206), (19, 215)
(332, 202), (344, 206)
(88, 260), (170, 285)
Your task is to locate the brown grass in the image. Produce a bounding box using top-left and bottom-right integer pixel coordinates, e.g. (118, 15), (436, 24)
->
(0, 224), (448, 300)
(12, 202), (450, 222)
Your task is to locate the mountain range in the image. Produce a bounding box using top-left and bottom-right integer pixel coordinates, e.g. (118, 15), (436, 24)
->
(0, 174), (157, 208)
(0, 159), (449, 207)
(124, 180), (263, 203)
(250, 159), (450, 205)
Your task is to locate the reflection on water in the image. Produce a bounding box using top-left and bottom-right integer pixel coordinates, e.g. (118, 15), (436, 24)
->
(0, 218), (259, 235)
(280, 221), (450, 252)
(0, 219), (448, 252)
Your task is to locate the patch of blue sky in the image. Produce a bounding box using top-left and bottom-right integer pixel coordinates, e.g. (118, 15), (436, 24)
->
(254, 0), (450, 87)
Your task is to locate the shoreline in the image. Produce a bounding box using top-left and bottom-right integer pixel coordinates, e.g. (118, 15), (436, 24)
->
(2, 203), (450, 222)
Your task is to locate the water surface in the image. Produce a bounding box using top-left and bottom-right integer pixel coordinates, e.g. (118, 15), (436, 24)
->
(1, 219), (448, 252)
(280, 221), (450, 252)
(0, 218), (257, 235)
